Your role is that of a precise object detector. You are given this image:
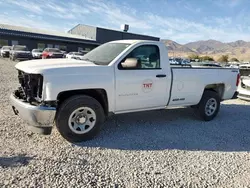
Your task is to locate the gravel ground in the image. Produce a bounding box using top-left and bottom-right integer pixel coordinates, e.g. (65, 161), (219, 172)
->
(0, 57), (250, 188)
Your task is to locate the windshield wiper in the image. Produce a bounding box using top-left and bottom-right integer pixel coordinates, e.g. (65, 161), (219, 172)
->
(81, 58), (108, 65)
(81, 58), (101, 65)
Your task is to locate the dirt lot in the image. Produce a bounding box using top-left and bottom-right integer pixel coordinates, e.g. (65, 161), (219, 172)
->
(0, 57), (250, 187)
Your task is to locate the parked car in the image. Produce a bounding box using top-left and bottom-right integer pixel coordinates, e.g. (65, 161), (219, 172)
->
(191, 62), (222, 67)
(9, 45), (32, 61)
(32, 49), (43, 59)
(237, 63), (250, 101)
(42, 48), (64, 59)
(66, 52), (85, 60)
(0, 46), (11, 57)
(10, 40), (239, 143)
(61, 50), (67, 58)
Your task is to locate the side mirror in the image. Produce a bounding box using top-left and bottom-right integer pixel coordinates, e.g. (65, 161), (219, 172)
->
(121, 58), (139, 68)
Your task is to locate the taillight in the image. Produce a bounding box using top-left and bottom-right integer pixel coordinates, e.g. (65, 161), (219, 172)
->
(236, 73), (240, 86)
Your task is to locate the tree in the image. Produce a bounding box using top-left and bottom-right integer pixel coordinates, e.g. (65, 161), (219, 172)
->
(230, 57), (239, 62)
(217, 55), (229, 63)
(188, 54), (200, 60)
(200, 56), (214, 61)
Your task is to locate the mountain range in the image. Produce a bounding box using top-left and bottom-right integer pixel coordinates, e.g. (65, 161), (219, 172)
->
(162, 39), (250, 61)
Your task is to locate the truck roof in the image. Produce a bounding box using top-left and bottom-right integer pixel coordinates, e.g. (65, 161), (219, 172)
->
(108, 39), (159, 44)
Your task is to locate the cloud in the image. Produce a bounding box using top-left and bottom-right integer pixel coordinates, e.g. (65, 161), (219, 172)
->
(6, 0), (88, 20)
(9, 0), (43, 14)
(0, 12), (68, 32)
(210, 0), (243, 7)
(1, 0), (250, 43)
(84, 0), (152, 30)
(204, 17), (232, 27)
(176, 0), (201, 13)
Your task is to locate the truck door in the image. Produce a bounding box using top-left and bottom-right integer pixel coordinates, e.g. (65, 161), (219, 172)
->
(115, 44), (171, 112)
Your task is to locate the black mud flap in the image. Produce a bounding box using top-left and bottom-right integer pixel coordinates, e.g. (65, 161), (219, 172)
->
(232, 91), (239, 99)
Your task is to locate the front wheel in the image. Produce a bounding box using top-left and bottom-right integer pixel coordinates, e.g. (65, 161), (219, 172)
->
(195, 90), (220, 121)
(56, 95), (105, 143)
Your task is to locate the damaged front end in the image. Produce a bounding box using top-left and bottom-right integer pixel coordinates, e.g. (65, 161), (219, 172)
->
(14, 70), (44, 104)
(10, 70), (56, 135)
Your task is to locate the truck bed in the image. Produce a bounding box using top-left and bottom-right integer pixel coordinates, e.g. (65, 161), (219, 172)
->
(168, 66), (238, 106)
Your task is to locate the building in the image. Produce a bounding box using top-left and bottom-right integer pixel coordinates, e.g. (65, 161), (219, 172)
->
(0, 23), (159, 52)
(68, 24), (159, 44)
(0, 24), (99, 52)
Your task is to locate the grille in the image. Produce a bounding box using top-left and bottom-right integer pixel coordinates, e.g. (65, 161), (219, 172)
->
(16, 53), (31, 58)
(17, 70), (43, 103)
(51, 53), (63, 58)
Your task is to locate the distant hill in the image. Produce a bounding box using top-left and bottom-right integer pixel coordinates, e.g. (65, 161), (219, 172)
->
(163, 40), (195, 53)
(162, 39), (250, 61)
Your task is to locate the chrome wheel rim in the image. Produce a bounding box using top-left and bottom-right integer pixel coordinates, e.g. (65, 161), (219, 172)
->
(205, 98), (217, 116)
(68, 107), (96, 134)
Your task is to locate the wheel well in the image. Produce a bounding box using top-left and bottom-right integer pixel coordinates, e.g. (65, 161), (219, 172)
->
(204, 84), (225, 99)
(57, 89), (109, 116)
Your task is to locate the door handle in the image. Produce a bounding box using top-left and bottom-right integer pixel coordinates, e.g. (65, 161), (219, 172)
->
(156, 74), (166, 78)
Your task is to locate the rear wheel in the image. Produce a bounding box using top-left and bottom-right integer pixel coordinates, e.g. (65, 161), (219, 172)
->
(195, 90), (220, 121)
(56, 95), (105, 143)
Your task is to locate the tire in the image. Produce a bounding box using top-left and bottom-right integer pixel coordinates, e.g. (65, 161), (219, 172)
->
(56, 95), (105, 143)
(195, 90), (220, 121)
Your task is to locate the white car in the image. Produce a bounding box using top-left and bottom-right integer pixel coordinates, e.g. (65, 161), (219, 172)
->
(10, 40), (239, 143)
(0, 46), (11, 57)
(32, 49), (43, 59)
(66, 52), (85, 60)
(237, 64), (250, 101)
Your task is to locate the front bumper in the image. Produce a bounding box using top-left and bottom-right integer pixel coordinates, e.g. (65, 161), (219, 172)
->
(32, 54), (42, 58)
(2, 51), (10, 57)
(237, 88), (250, 101)
(10, 93), (56, 134)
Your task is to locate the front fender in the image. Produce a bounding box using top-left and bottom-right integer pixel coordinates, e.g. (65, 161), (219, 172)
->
(42, 74), (115, 112)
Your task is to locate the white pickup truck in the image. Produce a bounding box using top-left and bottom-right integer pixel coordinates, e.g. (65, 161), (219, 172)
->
(10, 40), (239, 143)
(237, 63), (250, 101)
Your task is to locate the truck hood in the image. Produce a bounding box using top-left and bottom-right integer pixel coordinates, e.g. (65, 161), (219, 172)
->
(15, 58), (99, 74)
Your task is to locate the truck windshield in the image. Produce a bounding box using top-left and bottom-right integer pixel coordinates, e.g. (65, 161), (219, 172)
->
(81, 43), (131, 65)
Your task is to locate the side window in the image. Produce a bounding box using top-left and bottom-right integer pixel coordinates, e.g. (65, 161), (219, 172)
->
(119, 45), (160, 70)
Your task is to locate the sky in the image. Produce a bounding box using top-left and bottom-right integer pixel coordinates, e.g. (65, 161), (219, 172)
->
(0, 0), (250, 44)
